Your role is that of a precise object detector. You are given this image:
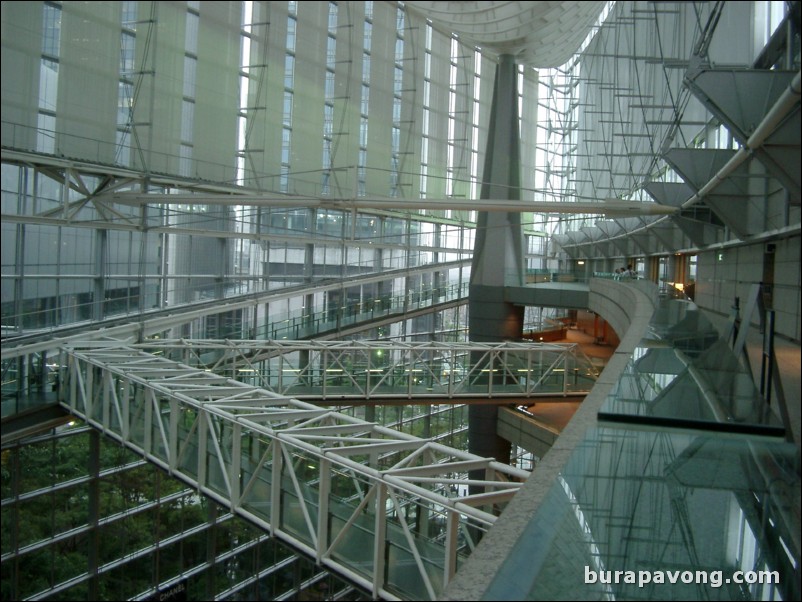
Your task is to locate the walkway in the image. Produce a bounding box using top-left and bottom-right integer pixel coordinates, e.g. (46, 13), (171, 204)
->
(444, 279), (801, 602)
(59, 340), (531, 601)
(517, 328), (615, 436)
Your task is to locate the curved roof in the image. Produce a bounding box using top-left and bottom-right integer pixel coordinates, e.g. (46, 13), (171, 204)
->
(404, 0), (607, 67)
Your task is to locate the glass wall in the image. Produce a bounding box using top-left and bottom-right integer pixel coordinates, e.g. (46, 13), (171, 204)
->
(0, 1), (553, 340)
(1, 162), (477, 337)
(0, 424), (369, 601)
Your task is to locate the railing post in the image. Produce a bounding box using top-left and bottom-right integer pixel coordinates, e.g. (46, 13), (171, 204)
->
(67, 354), (77, 412)
(143, 388), (153, 455)
(526, 346), (533, 395)
(366, 346), (372, 397)
(373, 483), (388, 599)
(487, 352), (494, 398)
(230, 423), (242, 508)
(85, 360), (94, 420)
(321, 351), (328, 399)
(444, 510), (459, 586)
(101, 371), (112, 429)
(317, 458), (331, 563)
(197, 408), (208, 488)
(760, 309), (774, 403)
(270, 439), (282, 537)
(169, 398), (179, 472)
(121, 374), (130, 440)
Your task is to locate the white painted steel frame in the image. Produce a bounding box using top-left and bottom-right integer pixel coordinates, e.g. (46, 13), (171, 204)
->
(135, 338), (598, 399)
(61, 341), (529, 601)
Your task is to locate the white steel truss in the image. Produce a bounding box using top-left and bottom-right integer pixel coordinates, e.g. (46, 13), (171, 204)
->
(135, 338), (599, 399)
(61, 340), (529, 601)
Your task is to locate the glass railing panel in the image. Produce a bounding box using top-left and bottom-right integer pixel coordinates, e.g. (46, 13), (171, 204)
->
(173, 405), (203, 481)
(328, 497), (376, 580)
(385, 538), (440, 600)
(128, 389), (147, 449)
(264, 279), (469, 340)
(382, 495), (461, 599)
(150, 401), (170, 461)
(239, 457), (273, 523)
(483, 426), (799, 601)
(277, 452), (319, 548)
(599, 296), (784, 435)
(177, 438), (199, 481)
(279, 488), (316, 548)
(107, 382), (125, 433)
(454, 516), (487, 573)
(646, 297), (721, 357)
(205, 438), (229, 497)
(88, 368), (106, 423)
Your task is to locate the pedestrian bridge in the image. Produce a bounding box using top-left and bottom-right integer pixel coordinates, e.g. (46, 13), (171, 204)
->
(59, 339), (569, 600)
(135, 338), (599, 401)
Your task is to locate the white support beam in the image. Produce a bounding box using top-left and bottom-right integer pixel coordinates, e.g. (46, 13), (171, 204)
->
(60, 340), (528, 600)
(98, 191), (677, 217)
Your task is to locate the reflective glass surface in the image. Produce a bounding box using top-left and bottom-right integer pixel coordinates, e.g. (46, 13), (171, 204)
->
(483, 426), (799, 601)
(599, 296), (784, 436)
(483, 290), (798, 601)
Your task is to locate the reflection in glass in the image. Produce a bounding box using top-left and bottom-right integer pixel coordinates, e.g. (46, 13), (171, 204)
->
(600, 296), (783, 436)
(484, 427), (798, 601)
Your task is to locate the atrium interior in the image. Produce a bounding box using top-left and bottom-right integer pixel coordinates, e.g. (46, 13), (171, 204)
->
(2, 1), (800, 600)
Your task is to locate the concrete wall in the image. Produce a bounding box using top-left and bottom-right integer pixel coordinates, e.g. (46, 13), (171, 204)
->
(587, 279), (657, 344)
(497, 407), (559, 459)
(576, 309), (620, 347)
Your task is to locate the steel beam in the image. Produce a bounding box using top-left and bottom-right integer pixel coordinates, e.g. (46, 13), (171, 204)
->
(60, 341), (529, 601)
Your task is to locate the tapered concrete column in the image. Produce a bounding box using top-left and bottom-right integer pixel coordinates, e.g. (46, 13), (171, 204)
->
(470, 54), (526, 293)
(468, 55), (525, 467)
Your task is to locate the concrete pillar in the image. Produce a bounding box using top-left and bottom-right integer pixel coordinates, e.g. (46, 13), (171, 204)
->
(469, 54), (526, 293)
(468, 55), (525, 467)
(646, 256), (661, 283)
(581, 259), (592, 281)
(670, 254), (689, 285)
